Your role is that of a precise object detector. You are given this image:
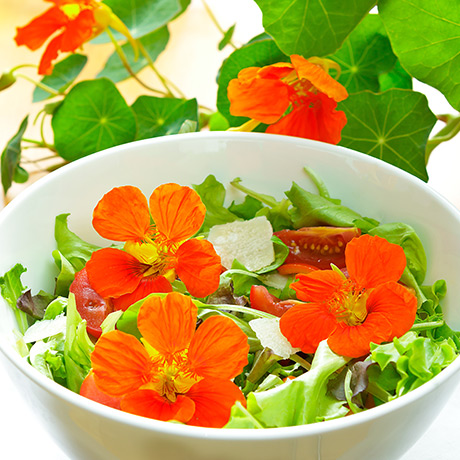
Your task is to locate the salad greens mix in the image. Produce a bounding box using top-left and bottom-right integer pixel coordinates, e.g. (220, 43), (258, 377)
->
(0, 167), (458, 429)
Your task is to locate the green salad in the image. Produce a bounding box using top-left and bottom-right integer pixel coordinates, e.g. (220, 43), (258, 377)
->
(0, 167), (458, 429)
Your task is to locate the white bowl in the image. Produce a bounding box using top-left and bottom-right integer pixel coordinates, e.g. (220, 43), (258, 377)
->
(0, 132), (459, 460)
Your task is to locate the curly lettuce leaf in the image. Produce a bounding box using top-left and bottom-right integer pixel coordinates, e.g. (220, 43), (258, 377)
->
(369, 332), (458, 398)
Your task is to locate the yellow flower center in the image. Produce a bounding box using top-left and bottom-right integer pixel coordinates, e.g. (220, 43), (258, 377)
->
(61, 4), (83, 19)
(142, 344), (201, 403)
(329, 280), (369, 327)
(124, 241), (176, 281)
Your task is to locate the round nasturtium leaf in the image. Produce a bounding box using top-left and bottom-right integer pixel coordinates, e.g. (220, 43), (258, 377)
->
(327, 15), (398, 94)
(339, 89), (437, 182)
(52, 79), (136, 161)
(379, 0), (460, 111)
(254, 0), (375, 57)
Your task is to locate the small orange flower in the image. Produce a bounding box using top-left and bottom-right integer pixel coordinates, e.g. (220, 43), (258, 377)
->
(228, 55), (348, 144)
(279, 234), (417, 358)
(14, 0), (132, 75)
(85, 184), (222, 310)
(90, 292), (249, 427)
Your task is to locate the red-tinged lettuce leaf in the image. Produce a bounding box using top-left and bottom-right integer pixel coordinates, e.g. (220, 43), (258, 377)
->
(93, 0), (185, 43)
(131, 96), (198, 139)
(339, 89), (437, 181)
(327, 14), (403, 93)
(17, 290), (55, 320)
(1, 116), (28, 195)
(254, 0), (376, 57)
(33, 54), (87, 103)
(379, 0), (460, 111)
(98, 27), (169, 83)
(216, 38), (289, 127)
(51, 79), (136, 161)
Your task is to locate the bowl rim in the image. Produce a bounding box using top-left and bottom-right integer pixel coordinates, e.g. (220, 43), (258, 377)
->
(1, 131), (460, 440)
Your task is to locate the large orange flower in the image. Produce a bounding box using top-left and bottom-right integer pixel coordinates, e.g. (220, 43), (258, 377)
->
(14, 0), (130, 75)
(279, 234), (417, 358)
(228, 55), (348, 144)
(90, 292), (249, 427)
(85, 183), (222, 310)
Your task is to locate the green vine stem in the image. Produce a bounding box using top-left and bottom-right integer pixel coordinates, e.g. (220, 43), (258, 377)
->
(202, 0), (237, 50)
(136, 41), (183, 99)
(106, 28), (168, 96)
(15, 73), (60, 97)
(426, 114), (460, 163)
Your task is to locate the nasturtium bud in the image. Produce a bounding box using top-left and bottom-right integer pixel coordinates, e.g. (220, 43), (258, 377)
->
(0, 70), (16, 91)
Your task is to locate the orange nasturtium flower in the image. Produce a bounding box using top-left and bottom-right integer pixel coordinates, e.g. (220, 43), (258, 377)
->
(279, 234), (418, 358)
(14, 0), (134, 75)
(90, 292), (249, 427)
(85, 183), (222, 311)
(227, 54), (348, 144)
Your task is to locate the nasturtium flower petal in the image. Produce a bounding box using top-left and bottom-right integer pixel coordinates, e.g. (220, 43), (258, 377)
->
(14, 7), (67, 50)
(188, 315), (249, 380)
(175, 239), (221, 298)
(291, 55), (348, 102)
(186, 379), (246, 428)
(327, 316), (393, 358)
(366, 281), (417, 338)
(291, 269), (344, 303)
(228, 76), (291, 124)
(149, 183), (206, 243)
(346, 234), (406, 288)
(93, 186), (151, 243)
(266, 93), (347, 144)
(111, 276), (172, 312)
(91, 330), (152, 396)
(85, 248), (144, 298)
(60, 9), (95, 52)
(138, 293), (197, 356)
(279, 302), (338, 353)
(38, 34), (64, 76)
(121, 390), (195, 423)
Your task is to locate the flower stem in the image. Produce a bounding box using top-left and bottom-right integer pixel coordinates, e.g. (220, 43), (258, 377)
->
(106, 28), (166, 96)
(242, 348), (281, 395)
(367, 381), (391, 404)
(425, 114), (460, 163)
(136, 40), (181, 98)
(10, 64), (37, 73)
(15, 73), (60, 97)
(202, 0), (237, 50)
(227, 118), (261, 133)
(291, 353), (312, 370)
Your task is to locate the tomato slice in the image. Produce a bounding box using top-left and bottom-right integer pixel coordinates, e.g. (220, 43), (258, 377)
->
(277, 263), (319, 276)
(250, 285), (300, 318)
(274, 227), (361, 269)
(69, 268), (113, 338)
(80, 371), (121, 410)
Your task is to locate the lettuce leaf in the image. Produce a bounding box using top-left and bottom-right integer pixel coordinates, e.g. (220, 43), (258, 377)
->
(225, 341), (349, 428)
(369, 332), (458, 398)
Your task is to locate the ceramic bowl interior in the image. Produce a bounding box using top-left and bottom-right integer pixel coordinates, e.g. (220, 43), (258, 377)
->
(0, 132), (459, 460)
